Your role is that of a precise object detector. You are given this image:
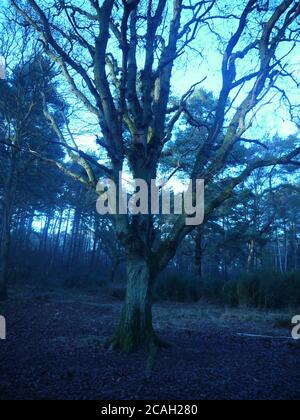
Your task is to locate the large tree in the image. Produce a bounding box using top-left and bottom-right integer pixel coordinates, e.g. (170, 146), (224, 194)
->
(11, 0), (300, 351)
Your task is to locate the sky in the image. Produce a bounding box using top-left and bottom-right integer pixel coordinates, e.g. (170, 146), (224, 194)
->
(1, 0), (299, 229)
(72, 3), (300, 154)
(1, 1), (299, 159)
(74, 47), (299, 155)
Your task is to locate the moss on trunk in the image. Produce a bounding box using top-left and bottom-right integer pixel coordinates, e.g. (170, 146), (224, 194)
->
(112, 257), (155, 352)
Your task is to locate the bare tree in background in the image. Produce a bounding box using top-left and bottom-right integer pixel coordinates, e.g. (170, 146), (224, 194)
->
(0, 18), (35, 300)
(10, 0), (300, 351)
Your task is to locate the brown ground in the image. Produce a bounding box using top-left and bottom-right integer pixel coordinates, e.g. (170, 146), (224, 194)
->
(0, 286), (299, 400)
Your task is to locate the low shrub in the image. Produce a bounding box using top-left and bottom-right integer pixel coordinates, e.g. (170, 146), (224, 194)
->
(154, 270), (300, 309)
(154, 271), (201, 302)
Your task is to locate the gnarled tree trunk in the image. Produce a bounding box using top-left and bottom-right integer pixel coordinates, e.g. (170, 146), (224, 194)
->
(113, 255), (155, 352)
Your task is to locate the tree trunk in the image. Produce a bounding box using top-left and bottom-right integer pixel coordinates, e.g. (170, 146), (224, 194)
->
(247, 240), (255, 272)
(51, 210), (63, 267)
(113, 256), (155, 352)
(0, 188), (13, 301)
(61, 207), (71, 264)
(0, 211), (10, 301)
(0, 148), (16, 301)
(109, 258), (120, 283)
(194, 228), (203, 278)
(276, 229), (283, 273)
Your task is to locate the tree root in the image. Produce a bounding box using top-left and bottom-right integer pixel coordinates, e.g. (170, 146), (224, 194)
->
(153, 335), (172, 349)
(104, 333), (172, 353)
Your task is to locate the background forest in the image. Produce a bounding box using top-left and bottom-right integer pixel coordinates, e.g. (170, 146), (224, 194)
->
(0, 2), (300, 311)
(1, 59), (299, 309)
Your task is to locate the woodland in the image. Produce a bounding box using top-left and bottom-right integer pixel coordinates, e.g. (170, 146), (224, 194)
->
(0, 0), (300, 401)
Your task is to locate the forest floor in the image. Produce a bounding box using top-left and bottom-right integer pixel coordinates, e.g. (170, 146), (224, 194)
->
(0, 285), (299, 400)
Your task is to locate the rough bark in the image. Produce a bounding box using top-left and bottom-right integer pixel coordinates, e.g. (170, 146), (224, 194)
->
(113, 255), (155, 352)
